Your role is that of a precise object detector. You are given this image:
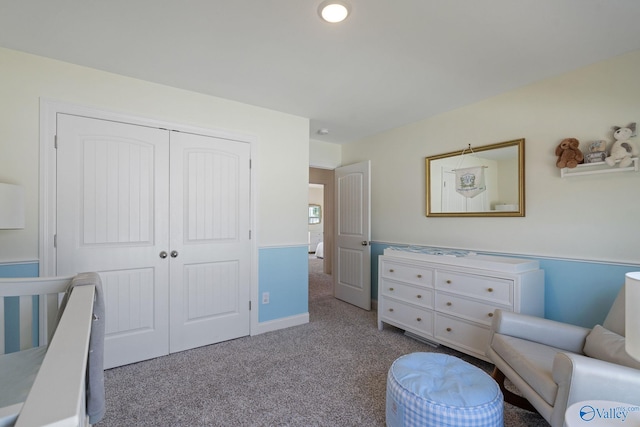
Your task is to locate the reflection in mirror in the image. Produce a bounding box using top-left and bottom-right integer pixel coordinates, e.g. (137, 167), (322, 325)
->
(309, 204), (322, 224)
(425, 139), (525, 217)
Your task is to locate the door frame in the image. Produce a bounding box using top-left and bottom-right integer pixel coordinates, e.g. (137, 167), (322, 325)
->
(38, 98), (259, 334)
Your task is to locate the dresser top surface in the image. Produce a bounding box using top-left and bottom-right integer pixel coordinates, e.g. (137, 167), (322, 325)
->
(383, 247), (539, 273)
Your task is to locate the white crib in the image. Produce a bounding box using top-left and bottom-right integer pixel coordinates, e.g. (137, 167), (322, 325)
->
(0, 274), (103, 427)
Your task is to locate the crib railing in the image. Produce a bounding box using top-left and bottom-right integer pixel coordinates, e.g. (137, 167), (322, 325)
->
(0, 277), (73, 355)
(1, 276), (95, 427)
(15, 284), (95, 427)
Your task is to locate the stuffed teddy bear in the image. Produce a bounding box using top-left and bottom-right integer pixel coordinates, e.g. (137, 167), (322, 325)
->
(605, 123), (638, 168)
(555, 138), (584, 168)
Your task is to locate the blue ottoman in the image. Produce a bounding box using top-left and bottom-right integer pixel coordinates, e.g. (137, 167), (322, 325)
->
(386, 353), (503, 427)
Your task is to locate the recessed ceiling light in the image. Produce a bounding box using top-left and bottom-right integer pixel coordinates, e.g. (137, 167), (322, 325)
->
(318, 1), (351, 24)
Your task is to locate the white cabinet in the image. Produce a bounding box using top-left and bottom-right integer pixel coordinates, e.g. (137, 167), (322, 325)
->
(378, 248), (544, 361)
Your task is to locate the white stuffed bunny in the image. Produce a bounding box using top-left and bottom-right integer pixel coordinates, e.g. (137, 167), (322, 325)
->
(605, 123), (638, 168)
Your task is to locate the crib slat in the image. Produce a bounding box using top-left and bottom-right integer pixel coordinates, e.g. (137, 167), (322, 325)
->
(0, 298), (4, 354)
(18, 296), (33, 351)
(43, 293), (63, 345)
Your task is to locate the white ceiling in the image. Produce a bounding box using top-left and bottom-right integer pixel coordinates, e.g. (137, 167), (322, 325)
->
(1, 1), (640, 144)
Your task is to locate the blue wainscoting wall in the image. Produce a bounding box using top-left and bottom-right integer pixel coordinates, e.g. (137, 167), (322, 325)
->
(371, 242), (640, 329)
(5, 246), (636, 349)
(258, 246), (308, 323)
(0, 261), (39, 353)
(4, 252), (311, 348)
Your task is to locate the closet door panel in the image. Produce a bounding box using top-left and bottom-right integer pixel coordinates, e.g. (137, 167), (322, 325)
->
(169, 131), (251, 353)
(56, 114), (170, 369)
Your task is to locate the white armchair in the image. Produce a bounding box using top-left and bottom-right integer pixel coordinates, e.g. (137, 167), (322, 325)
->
(486, 287), (640, 427)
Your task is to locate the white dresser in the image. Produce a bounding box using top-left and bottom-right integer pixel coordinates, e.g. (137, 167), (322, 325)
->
(378, 248), (544, 361)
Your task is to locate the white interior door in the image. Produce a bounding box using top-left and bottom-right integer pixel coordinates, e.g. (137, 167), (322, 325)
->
(56, 114), (170, 368)
(334, 161), (371, 310)
(168, 131), (251, 353)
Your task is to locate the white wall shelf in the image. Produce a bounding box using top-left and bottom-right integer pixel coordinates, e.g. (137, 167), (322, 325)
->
(560, 157), (638, 178)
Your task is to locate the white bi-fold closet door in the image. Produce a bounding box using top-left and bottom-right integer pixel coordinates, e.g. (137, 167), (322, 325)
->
(56, 114), (251, 369)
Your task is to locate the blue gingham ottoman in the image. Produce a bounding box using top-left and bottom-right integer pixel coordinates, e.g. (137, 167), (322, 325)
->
(386, 353), (503, 427)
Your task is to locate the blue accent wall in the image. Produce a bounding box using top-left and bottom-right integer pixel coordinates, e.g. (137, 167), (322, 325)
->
(5, 247), (635, 347)
(537, 258), (632, 328)
(0, 262), (39, 353)
(371, 242), (639, 329)
(258, 246), (308, 323)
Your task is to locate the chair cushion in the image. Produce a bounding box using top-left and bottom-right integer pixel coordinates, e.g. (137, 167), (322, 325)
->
(491, 334), (559, 406)
(583, 324), (640, 370)
(603, 286), (625, 336)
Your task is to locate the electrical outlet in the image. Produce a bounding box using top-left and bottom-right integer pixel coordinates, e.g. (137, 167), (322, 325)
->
(262, 292), (270, 304)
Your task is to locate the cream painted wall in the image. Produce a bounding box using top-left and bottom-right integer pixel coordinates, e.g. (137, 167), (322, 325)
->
(0, 47), (310, 261)
(309, 138), (341, 169)
(342, 49), (640, 264)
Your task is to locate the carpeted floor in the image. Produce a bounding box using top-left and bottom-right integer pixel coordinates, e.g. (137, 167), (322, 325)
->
(95, 256), (548, 426)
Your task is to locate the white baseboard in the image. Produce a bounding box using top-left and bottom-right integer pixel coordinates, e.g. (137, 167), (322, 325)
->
(252, 312), (309, 336)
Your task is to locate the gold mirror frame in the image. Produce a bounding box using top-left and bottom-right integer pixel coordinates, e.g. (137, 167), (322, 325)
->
(425, 138), (525, 217)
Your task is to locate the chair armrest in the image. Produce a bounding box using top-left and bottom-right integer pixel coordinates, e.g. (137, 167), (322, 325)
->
(491, 310), (590, 353)
(554, 352), (640, 407)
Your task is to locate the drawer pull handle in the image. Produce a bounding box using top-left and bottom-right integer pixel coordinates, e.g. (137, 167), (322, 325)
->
(416, 295), (422, 299)
(389, 269), (394, 273)
(446, 302), (452, 306)
(416, 317), (422, 322)
(446, 280), (452, 284)
(417, 274), (422, 278)
(487, 287), (494, 292)
(488, 312), (494, 317)
(389, 287), (394, 291)
(389, 308), (394, 312)
(446, 327), (452, 332)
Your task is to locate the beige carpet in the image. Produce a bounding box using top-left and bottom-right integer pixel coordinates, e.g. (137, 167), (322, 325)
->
(95, 257), (548, 426)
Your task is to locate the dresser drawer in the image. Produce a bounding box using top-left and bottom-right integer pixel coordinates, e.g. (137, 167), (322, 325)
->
(435, 271), (512, 305)
(380, 299), (434, 337)
(435, 292), (505, 326)
(380, 260), (433, 287)
(380, 279), (433, 309)
(435, 313), (491, 357)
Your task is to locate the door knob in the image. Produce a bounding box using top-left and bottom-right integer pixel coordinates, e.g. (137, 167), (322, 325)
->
(361, 241), (369, 246)
(170, 250), (179, 258)
(159, 251), (168, 259)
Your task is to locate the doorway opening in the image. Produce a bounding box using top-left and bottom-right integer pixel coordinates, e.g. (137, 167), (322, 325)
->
(308, 167), (335, 306)
(308, 183), (331, 301)
(308, 167), (334, 275)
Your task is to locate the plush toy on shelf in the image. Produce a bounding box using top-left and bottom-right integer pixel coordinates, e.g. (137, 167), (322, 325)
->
(605, 123), (638, 168)
(584, 140), (607, 163)
(555, 137), (584, 168)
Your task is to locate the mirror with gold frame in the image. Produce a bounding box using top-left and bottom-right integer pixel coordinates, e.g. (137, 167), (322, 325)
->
(425, 138), (525, 217)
